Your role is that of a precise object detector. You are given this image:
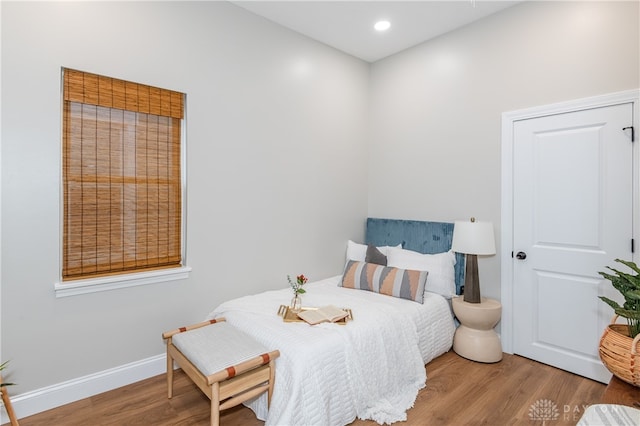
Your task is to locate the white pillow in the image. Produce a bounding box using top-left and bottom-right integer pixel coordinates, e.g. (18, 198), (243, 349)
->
(346, 240), (401, 262)
(386, 247), (456, 299)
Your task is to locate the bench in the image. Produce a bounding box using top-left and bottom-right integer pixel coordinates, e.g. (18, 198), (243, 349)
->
(163, 318), (279, 426)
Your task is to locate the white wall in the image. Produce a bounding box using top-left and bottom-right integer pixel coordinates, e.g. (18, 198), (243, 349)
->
(1, 1), (369, 397)
(369, 1), (639, 301)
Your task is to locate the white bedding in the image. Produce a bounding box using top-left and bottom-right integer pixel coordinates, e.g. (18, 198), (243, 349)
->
(577, 404), (640, 425)
(207, 275), (455, 425)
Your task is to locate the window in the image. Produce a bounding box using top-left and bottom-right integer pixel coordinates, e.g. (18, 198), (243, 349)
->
(61, 68), (185, 284)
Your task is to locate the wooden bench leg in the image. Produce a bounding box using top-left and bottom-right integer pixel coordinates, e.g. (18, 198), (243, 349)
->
(166, 342), (174, 399)
(211, 382), (220, 426)
(268, 359), (276, 407)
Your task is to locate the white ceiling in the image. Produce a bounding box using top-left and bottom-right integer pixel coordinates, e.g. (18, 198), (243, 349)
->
(232, 1), (521, 63)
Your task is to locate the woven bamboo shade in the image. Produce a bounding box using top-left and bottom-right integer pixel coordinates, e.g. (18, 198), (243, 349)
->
(62, 68), (184, 280)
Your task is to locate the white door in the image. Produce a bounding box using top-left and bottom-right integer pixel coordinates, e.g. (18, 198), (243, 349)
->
(512, 102), (634, 383)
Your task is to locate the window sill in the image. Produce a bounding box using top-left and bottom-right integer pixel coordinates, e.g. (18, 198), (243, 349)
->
(54, 266), (192, 298)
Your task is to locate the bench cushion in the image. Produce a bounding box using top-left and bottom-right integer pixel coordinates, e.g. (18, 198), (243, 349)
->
(172, 321), (269, 377)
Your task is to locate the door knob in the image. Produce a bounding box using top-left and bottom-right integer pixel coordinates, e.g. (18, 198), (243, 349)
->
(516, 251), (527, 260)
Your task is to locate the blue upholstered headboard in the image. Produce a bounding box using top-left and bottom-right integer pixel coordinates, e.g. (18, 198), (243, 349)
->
(365, 218), (465, 295)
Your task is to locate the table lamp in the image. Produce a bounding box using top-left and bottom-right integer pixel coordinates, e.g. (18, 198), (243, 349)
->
(452, 217), (496, 303)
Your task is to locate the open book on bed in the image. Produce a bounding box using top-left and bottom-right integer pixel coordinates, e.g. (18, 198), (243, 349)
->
(297, 305), (349, 325)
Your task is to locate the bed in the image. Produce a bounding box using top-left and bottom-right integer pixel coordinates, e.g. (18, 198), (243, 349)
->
(206, 218), (462, 425)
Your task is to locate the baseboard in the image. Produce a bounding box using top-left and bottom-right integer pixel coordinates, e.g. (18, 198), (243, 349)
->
(1, 353), (166, 423)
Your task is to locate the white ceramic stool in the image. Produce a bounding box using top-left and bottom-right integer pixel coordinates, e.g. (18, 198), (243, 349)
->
(452, 296), (502, 363)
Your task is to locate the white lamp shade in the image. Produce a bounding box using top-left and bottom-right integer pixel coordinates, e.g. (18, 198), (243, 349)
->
(452, 220), (496, 255)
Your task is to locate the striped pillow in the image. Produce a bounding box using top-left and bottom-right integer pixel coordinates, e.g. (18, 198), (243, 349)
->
(340, 260), (428, 303)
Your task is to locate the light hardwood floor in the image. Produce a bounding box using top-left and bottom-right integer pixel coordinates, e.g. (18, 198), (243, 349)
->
(14, 351), (605, 425)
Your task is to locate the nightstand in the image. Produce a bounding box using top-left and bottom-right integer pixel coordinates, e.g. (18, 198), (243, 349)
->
(451, 296), (502, 363)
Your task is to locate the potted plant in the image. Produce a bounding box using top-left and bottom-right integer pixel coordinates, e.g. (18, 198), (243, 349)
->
(598, 258), (640, 387)
(599, 259), (640, 338)
(0, 360), (18, 425)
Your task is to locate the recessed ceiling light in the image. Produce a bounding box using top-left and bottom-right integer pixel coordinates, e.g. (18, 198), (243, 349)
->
(374, 20), (391, 32)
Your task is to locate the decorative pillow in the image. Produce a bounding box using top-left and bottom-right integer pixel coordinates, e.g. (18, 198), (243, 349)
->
(386, 247), (456, 299)
(346, 240), (401, 262)
(340, 260), (428, 303)
(365, 244), (387, 266)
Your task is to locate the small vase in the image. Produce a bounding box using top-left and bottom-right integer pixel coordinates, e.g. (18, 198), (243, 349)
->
(290, 293), (302, 312)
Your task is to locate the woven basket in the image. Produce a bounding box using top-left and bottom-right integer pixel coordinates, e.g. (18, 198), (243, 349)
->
(599, 315), (640, 387)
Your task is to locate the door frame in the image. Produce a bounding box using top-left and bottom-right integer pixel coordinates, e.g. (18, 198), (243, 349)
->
(500, 89), (640, 354)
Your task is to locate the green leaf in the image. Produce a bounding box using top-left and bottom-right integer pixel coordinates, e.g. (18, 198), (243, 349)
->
(599, 296), (622, 311)
(617, 308), (640, 320)
(0, 360), (15, 388)
(625, 290), (640, 301)
(599, 259), (640, 328)
(615, 258), (640, 275)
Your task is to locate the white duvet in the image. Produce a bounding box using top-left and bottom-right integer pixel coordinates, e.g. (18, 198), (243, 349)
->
(207, 275), (455, 426)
